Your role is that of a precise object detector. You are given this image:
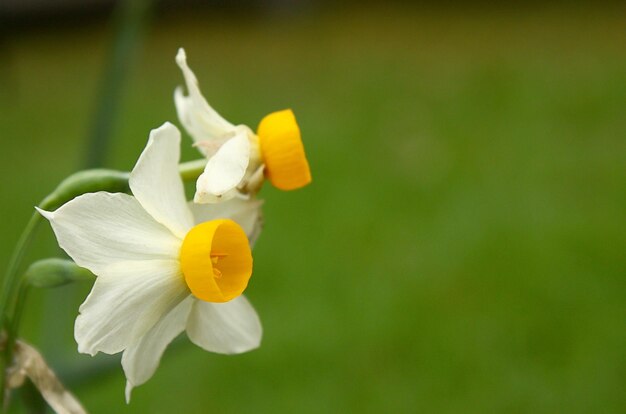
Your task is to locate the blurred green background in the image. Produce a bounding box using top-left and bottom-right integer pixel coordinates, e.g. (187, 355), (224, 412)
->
(1, 1), (625, 413)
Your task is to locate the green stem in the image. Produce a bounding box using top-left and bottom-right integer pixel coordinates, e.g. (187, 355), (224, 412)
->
(2, 280), (30, 411)
(8, 280), (29, 352)
(0, 213), (40, 327)
(179, 159), (207, 181)
(85, 0), (154, 168)
(0, 212), (41, 409)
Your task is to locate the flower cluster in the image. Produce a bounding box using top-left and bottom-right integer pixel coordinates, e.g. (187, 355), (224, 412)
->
(38, 49), (311, 402)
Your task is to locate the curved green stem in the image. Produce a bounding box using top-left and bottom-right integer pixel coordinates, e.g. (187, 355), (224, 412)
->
(0, 212), (41, 327)
(2, 278), (30, 409)
(8, 279), (30, 350)
(0, 212), (41, 409)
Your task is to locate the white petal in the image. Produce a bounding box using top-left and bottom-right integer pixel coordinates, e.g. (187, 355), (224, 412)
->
(186, 296), (262, 355)
(174, 48), (235, 149)
(75, 259), (189, 356)
(122, 296), (193, 403)
(187, 198), (263, 246)
(36, 193), (180, 275)
(194, 129), (250, 203)
(129, 122), (194, 238)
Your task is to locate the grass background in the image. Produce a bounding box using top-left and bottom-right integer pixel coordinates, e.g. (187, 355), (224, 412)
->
(1, 3), (625, 413)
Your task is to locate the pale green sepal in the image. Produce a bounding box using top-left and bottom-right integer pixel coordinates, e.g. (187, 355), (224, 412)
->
(25, 258), (94, 289)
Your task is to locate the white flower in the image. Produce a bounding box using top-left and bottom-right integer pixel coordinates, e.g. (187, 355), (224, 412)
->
(175, 48), (312, 203)
(37, 123), (263, 402)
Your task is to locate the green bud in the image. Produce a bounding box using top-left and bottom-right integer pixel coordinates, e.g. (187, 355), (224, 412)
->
(37, 159), (206, 211)
(40, 169), (130, 211)
(25, 259), (94, 289)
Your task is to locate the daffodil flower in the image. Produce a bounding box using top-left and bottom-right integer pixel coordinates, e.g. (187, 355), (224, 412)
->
(37, 123), (263, 402)
(174, 48), (312, 203)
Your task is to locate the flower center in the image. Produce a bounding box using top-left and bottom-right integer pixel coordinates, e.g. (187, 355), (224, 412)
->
(180, 219), (253, 303)
(257, 109), (312, 191)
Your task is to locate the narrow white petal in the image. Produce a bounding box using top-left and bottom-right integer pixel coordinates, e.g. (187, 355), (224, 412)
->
(194, 129), (250, 202)
(34, 207), (53, 220)
(186, 296), (262, 355)
(122, 297), (193, 403)
(129, 122), (194, 238)
(37, 193), (180, 275)
(187, 198), (263, 246)
(74, 260), (189, 356)
(174, 48), (235, 148)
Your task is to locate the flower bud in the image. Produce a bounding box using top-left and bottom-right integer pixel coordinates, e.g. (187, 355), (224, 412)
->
(40, 169), (130, 210)
(25, 258), (94, 289)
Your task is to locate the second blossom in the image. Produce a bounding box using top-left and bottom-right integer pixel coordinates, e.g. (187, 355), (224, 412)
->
(175, 48), (312, 203)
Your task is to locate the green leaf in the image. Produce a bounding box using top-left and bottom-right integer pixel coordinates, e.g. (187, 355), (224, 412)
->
(25, 259), (94, 289)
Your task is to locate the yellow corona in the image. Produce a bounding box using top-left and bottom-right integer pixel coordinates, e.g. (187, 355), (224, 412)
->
(257, 109), (312, 191)
(180, 219), (253, 302)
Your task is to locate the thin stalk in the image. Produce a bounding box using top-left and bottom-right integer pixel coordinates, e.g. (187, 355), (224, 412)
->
(0, 213), (40, 328)
(7, 279), (30, 357)
(1, 279), (30, 411)
(84, 0), (154, 168)
(0, 212), (41, 409)
(179, 159), (207, 181)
